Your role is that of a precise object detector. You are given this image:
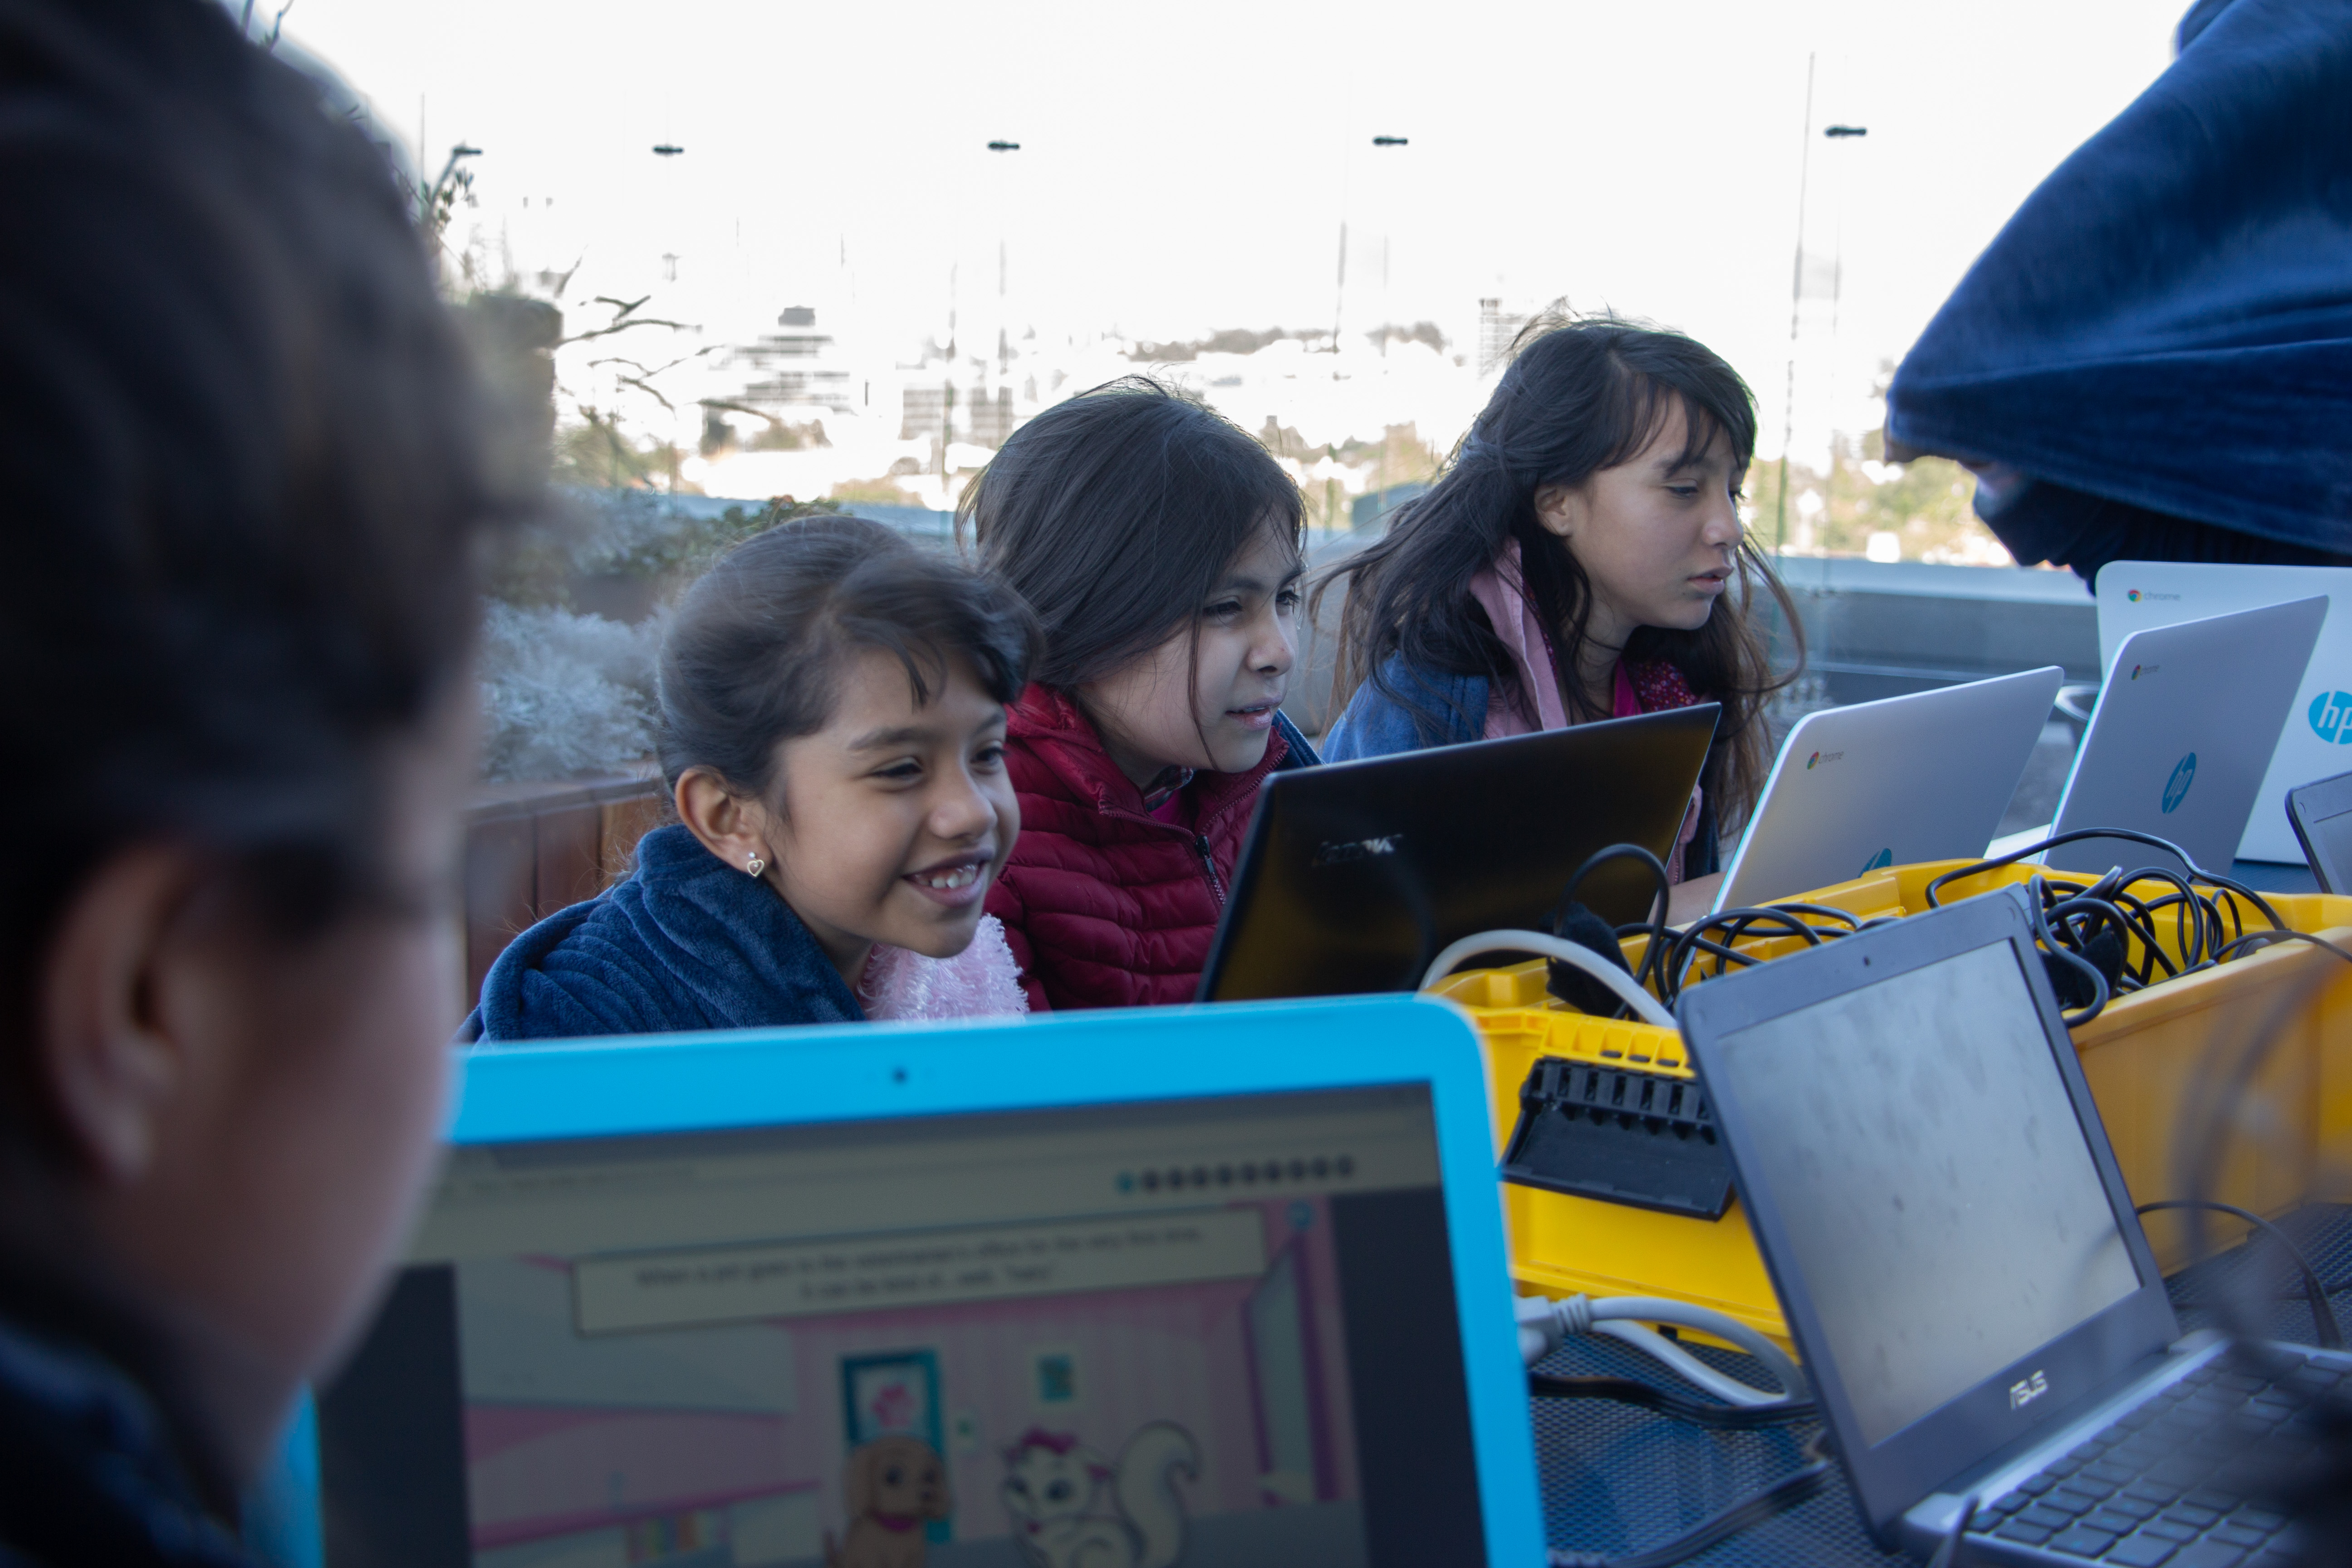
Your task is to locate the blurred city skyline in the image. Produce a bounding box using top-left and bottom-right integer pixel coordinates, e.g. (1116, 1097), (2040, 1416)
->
(283, 0), (2184, 526)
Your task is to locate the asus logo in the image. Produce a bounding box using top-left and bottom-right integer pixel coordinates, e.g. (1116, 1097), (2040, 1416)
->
(2009, 1371), (2049, 1410)
(1311, 834), (1403, 867)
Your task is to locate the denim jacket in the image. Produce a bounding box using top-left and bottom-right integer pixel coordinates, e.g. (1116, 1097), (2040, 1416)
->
(1321, 656), (1487, 759)
(1319, 655), (1721, 878)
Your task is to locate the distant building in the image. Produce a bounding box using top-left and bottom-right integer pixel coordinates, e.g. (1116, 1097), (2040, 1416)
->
(719, 306), (859, 416)
(968, 386), (1015, 447)
(897, 381), (1015, 448)
(900, 383), (951, 443)
(1478, 299), (1528, 378)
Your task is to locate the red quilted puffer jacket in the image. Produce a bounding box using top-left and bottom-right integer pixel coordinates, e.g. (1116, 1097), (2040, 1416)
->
(986, 684), (1295, 1011)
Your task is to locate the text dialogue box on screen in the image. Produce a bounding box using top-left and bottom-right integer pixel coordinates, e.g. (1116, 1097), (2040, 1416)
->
(573, 1208), (1269, 1334)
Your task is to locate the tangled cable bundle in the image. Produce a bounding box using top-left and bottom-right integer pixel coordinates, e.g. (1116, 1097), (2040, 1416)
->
(1424, 830), (2352, 1029)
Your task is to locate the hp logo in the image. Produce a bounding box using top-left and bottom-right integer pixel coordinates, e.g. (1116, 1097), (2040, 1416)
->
(2161, 753), (2197, 814)
(2310, 691), (2352, 745)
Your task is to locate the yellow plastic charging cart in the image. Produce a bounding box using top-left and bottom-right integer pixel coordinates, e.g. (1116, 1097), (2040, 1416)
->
(1432, 858), (2352, 1350)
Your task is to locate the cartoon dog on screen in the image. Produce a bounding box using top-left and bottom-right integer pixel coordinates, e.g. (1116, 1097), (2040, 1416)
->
(824, 1435), (953, 1568)
(1000, 1422), (1198, 1568)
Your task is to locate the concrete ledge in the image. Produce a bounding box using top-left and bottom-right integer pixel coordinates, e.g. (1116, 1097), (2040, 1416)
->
(1768, 556), (2090, 604)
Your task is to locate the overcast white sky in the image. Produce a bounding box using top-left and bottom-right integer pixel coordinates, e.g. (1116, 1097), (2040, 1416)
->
(284, 0), (2186, 456)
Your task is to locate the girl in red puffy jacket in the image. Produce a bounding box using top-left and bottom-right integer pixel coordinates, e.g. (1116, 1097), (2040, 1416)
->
(965, 378), (1319, 1010)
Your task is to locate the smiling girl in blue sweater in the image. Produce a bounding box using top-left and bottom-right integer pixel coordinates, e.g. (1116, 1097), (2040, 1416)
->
(473, 518), (1042, 1040)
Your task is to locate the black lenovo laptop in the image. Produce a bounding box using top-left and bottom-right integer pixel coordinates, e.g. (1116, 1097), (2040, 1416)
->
(1197, 704), (1718, 1002)
(1677, 887), (2346, 1565)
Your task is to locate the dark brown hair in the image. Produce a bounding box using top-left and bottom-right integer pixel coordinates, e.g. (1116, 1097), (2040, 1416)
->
(1320, 313), (1802, 833)
(0, 0), (514, 993)
(657, 516), (1039, 799)
(959, 377), (1303, 691)
(0, 0), (516, 1515)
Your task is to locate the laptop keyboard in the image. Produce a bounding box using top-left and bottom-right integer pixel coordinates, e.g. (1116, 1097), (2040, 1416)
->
(1966, 1353), (2342, 1566)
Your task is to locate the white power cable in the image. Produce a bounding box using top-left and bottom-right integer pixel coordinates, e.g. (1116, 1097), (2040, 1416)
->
(1515, 1292), (1807, 1406)
(1589, 1322), (1795, 1408)
(1420, 931), (1677, 1029)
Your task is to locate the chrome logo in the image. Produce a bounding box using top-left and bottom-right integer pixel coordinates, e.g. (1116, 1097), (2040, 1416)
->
(2310, 691), (2352, 745)
(1806, 751), (1821, 769)
(2127, 589), (2142, 602)
(2161, 752), (2197, 814)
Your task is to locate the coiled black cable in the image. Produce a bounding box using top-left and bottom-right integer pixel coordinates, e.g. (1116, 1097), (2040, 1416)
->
(1531, 831), (2323, 1024)
(1922, 827), (2283, 929)
(1562, 843), (1673, 1009)
(2135, 1199), (2344, 1349)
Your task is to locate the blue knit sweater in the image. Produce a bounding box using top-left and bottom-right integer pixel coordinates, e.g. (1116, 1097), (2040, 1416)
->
(468, 824), (863, 1044)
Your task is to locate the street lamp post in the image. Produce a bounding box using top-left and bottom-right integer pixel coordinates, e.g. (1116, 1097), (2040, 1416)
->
(1370, 136), (1408, 358)
(985, 139), (1020, 450)
(1772, 66), (1870, 561)
(1817, 124), (1866, 547)
(1368, 136), (1409, 509)
(1772, 57), (1815, 562)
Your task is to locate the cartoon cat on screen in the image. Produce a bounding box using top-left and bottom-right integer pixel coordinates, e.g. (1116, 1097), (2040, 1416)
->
(1000, 1421), (1198, 1568)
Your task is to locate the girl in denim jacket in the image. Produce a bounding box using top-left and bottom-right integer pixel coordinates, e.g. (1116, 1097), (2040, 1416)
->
(1320, 314), (1803, 918)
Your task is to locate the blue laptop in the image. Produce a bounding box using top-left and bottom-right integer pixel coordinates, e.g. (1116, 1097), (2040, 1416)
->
(308, 999), (1542, 1568)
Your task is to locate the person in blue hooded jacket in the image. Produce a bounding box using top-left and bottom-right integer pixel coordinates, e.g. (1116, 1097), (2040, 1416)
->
(1885, 0), (2352, 584)
(469, 518), (1044, 1043)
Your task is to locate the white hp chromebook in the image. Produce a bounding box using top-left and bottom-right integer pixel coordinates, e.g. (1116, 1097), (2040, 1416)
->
(2096, 562), (2352, 862)
(2039, 598), (2326, 877)
(1712, 666), (2063, 911)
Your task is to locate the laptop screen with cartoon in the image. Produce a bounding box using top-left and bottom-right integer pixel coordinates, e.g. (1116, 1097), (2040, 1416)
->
(312, 1001), (1539, 1568)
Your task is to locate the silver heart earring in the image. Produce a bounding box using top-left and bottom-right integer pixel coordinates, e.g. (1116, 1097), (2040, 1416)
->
(746, 854), (766, 877)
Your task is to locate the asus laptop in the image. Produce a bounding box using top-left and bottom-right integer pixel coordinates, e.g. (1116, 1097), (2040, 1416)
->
(1198, 704), (1720, 1003)
(1713, 666), (2063, 911)
(2040, 597), (2327, 877)
(308, 999), (1544, 1568)
(2097, 563), (2352, 863)
(2287, 768), (2352, 894)
(1679, 888), (2345, 1565)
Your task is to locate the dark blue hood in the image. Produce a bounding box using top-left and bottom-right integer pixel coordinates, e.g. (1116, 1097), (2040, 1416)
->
(1885, 0), (2352, 565)
(470, 824), (863, 1044)
(0, 1311), (251, 1568)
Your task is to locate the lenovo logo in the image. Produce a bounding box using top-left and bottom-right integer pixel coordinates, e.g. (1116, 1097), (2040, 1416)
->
(1311, 834), (1403, 867)
(2009, 1371), (2049, 1410)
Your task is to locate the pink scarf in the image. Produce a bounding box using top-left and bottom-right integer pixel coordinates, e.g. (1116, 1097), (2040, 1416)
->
(1467, 539), (1707, 881)
(859, 913), (1030, 1021)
